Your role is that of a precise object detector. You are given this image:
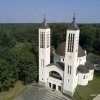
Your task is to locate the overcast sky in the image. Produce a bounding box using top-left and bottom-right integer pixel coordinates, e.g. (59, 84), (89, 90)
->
(0, 0), (99, 23)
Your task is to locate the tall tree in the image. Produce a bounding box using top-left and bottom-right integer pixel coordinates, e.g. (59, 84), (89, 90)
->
(13, 42), (38, 84)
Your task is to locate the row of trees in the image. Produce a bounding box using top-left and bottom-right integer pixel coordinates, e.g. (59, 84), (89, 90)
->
(0, 23), (99, 53)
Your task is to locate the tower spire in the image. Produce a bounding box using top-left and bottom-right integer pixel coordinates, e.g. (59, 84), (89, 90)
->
(67, 13), (79, 30)
(39, 14), (50, 29)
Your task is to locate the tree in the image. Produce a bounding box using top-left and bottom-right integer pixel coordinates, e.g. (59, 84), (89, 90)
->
(79, 26), (96, 52)
(0, 60), (15, 91)
(13, 41), (38, 84)
(18, 51), (37, 84)
(94, 30), (100, 53)
(0, 32), (16, 48)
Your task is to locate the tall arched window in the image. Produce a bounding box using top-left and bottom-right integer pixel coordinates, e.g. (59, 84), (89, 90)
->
(46, 34), (49, 48)
(67, 33), (75, 52)
(40, 32), (45, 48)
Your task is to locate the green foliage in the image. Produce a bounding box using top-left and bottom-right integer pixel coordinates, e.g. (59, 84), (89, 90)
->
(0, 23), (99, 53)
(88, 53), (100, 60)
(0, 60), (15, 91)
(0, 81), (27, 100)
(50, 23), (67, 49)
(0, 32), (16, 48)
(13, 42), (38, 84)
(94, 29), (100, 52)
(0, 24), (38, 91)
(18, 51), (37, 84)
(31, 40), (38, 65)
(0, 47), (18, 91)
(50, 47), (55, 57)
(79, 25), (96, 52)
(38, 84), (45, 88)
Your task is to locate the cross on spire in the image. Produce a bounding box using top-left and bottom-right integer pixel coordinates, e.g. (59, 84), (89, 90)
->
(44, 14), (46, 20)
(73, 13), (75, 20)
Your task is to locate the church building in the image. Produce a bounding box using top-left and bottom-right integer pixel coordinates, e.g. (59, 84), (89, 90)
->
(38, 15), (94, 96)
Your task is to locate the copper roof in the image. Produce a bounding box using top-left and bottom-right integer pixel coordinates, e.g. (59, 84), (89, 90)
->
(39, 17), (50, 29)
(55, 42), (85, 57)
(68, 16), (79, 30)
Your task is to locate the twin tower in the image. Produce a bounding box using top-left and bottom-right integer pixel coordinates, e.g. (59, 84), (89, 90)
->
(38, 16), (80, 96)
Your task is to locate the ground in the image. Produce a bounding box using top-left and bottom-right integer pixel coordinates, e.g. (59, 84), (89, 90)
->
(74, 70), (100, 100)
(15, 84), (70, 100)
(0, 81), (27, 100)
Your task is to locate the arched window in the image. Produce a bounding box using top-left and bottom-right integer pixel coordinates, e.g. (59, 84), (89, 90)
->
(49, 71), (62, 80)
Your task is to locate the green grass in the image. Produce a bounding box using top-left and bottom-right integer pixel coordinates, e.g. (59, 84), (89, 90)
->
(74, 70), (100, 100)
(88, 53), (100, 60)
(0, 81), (27, 100)
(38, 83), (45, 88)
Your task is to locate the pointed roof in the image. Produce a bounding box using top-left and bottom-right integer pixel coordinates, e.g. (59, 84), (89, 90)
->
(68, 14), (79, 30)
(39, 15), (50, 29)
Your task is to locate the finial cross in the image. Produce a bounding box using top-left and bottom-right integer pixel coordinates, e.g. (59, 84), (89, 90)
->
(44, 14), (46, 20)
(74, 13), (75, 18)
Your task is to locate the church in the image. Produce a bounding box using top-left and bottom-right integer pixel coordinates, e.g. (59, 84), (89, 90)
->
(38, 15), (94, 96)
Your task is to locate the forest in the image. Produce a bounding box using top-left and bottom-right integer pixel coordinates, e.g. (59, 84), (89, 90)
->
(0, 23), (100, 92)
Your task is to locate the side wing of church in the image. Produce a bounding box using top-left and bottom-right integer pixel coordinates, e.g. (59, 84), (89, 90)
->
(38, 15), (94, 96)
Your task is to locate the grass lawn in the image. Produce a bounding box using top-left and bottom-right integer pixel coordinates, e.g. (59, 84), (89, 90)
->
(0, 81), (27, 100)
(74, 70), (100, 100)
(88, 53), (100, 60)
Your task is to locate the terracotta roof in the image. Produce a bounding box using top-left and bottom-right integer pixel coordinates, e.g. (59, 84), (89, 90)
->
(39, 17), (50, 29)
(77, 65), (89, 73)
(55, 42), (85, 57)
(67, 16), (79, 30)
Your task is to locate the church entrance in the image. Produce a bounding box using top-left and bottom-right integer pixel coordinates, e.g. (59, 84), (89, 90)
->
(52, 84), (56, 90)
(58, 86), (61, 91)
(49, 82), (51, 88)
(47, 70), (63, 92)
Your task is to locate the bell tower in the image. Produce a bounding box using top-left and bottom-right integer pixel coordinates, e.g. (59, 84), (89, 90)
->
(39, 15), (50, 85)
(63, 15), (80, 96)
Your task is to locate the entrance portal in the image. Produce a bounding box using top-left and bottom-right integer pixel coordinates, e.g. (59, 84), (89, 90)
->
(58, 86), (61, 91)
(49, 82), (51, 88)
(52, 84), (56, 90)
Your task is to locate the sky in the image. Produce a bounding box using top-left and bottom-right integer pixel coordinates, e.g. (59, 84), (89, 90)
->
(0, 0), (100, 23)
